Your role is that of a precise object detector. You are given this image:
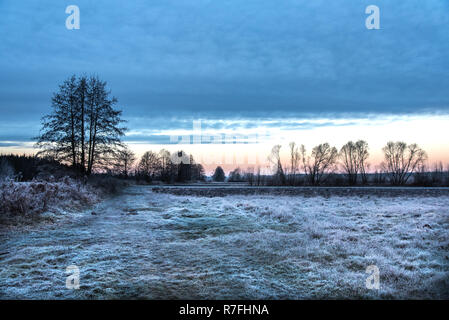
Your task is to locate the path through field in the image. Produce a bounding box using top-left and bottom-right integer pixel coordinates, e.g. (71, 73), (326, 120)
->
(1, 185), (448, 299)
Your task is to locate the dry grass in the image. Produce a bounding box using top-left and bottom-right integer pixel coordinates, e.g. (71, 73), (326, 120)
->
(0, 177), (99, 226)
(1, 186), (447, 299)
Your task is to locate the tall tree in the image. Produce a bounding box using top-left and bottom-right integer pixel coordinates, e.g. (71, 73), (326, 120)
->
(228, 167), (243, 182)
(301, 143), (338, 185)
(268, 145), (286, 185)
(340, 141), (358, 185)
(381, 141), (427, 185)
(114, 146), (136, 177)
(35, 75), (126, 174)
(138, 151), (161, 179)
(36, 75), (79, 167)
(288, 142), (300, 185)
(340, 140), (369, 185)
(85, 76), (126, 174)
(159, 149), (172, 182)
(212, 166), (225, 182)
(355, 140), (369, 184)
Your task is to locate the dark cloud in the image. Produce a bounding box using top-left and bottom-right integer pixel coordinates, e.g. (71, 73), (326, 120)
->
(0, 0), (448, 143)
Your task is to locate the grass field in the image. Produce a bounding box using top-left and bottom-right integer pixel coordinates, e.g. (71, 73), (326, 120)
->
(1, 185), (448, 299)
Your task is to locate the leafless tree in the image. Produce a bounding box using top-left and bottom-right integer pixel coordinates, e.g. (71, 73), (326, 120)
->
(35, 75), (126, 174)
(430, 162), (444, 185)
(255, 166), (262, 186)
(114, 146), (135, 177)
(340, 141), (358, 185)
(301, 143), (338, 185)
(138, 151), (161, 179)
(356, 140), (370, 184)
(158, 149), (172, 182)
(245, 167), (255, 186)
(288, 142), (301, 185)
(445, 164), (449, 187)
(268, 145), (286, 185)
(339, 140), (369, 185)
(381, 141), (427, 185)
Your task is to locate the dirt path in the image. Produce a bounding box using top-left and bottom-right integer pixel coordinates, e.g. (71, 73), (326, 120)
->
(1, 185), (448, 299)
(0, 186), (171, 299)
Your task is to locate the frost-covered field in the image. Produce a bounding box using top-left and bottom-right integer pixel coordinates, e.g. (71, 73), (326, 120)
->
(0, 179), (99, 226)
(0, 185), (448, 299)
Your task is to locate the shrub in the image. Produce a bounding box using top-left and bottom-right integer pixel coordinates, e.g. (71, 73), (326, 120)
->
(0, 177), (99, 224)
(86, 175), (130, 195)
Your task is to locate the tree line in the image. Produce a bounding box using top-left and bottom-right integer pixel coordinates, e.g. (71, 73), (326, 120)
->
(112, 148), (206, 183)
(235, 140), (444, 186)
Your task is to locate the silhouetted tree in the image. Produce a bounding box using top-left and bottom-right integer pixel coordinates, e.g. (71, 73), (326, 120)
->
(268, 145), (286, 185)
(114, 146), (135, 177)
(288, 142), (300, 185)
(175, 153), (192, 182)
(35, 75), (126, 174)
(356, 140), (370, 184)
(340, 140), (369, 185)
(301, 143), (338, 185)
(228, 167), (244, 182)
(212, 166), (225, 182)
(138, 151), (161, 180)
(381, 141), (427, 185)
(191, 163), (206, 181)
(159, 149), (172, 182)
(245, 167), (255, 186)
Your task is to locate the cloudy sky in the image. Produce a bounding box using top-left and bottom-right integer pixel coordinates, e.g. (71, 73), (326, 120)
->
(1, 0), (448, 171)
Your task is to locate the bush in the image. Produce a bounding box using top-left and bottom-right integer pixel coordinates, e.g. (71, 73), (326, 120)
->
(0, 177), (99, 224)
(87, 175), (130, 195)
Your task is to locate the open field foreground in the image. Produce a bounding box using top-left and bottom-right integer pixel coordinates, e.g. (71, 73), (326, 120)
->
(1, 185), (448, 299)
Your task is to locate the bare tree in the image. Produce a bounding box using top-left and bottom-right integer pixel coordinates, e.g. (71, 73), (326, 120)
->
(445, 164), (449, 187)
(356, 140), (369, 184)
(430, 162), (444, 185)
(340, 141), (358, 185)
(114, 146), (136, 177)
(288, 142), (300, 185)
(268, 145), (286, 185)
(381, 141), (427, 185)
(245, 167), (255, 186)
(255, 166), (262, 186)
(159, 149), (172, 182)
(35, 75), (79, 167)
(138, 151), (161, 180)
(301, 143), (338, 185)
(35, 75), (126, 174)
(229, 167), (245, 182)
(339, 140), (369, 185)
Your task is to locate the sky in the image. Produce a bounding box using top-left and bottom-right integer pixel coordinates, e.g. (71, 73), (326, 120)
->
(0, 0), (448, 173)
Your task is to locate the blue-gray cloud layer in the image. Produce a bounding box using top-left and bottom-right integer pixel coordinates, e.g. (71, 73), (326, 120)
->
(1, 0), (448, 143)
